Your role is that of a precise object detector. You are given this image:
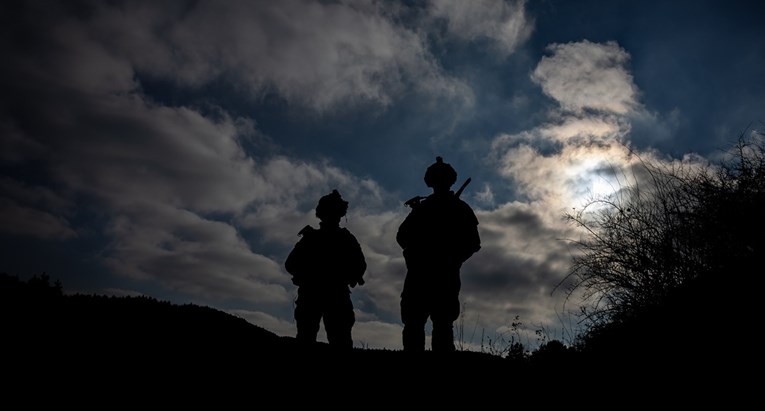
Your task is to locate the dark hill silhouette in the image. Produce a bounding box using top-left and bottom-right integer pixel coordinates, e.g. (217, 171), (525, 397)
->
(3, 272), (525, 393)
(3, 271), (739, 401)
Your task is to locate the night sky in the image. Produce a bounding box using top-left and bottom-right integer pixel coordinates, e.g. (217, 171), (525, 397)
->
(2, 0), (763, 350)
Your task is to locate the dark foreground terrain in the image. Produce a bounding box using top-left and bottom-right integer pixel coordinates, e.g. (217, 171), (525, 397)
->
(3, 273), (517, 390)
(2, 272), (749, 402)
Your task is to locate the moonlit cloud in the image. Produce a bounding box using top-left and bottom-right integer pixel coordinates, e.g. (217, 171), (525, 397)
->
(532, 41), (639, 114)
(476, 39), (660, 340)
(494, 40), (645, 211)
(493, 139), (638, 213)
(428, 0), (534, 56)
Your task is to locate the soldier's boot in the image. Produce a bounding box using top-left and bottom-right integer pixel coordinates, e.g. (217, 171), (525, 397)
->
(327, 327), (353, 351)
(402, 324), (426, 352)
(432, 321), (455, 352)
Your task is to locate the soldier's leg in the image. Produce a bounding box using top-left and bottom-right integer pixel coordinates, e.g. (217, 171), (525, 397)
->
(295, 292), (321, 344)
(324, 294), (355, 350)
(431, 321), (455, 352)
(431, 291), (461, 352)
(401, 292), (428, 352)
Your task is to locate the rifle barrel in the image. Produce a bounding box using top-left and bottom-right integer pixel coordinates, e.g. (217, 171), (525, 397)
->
(455, 177), (472, 198)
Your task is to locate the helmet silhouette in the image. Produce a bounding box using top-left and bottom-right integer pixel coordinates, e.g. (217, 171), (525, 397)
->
(424, 156), (457, 188)
(315, 189), (348, 221)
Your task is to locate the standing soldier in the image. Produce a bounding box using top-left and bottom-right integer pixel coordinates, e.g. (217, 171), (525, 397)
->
(397, 156), (481, 352)
(285, 189), (367, 350)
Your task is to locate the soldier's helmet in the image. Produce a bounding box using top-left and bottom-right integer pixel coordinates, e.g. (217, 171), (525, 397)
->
(315, 189), (349, 221)
(424, 156), (457, 188)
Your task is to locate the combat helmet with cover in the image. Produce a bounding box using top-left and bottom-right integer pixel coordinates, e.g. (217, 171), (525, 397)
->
(315, 189), (348, 221)
(424, 156), (457, 189)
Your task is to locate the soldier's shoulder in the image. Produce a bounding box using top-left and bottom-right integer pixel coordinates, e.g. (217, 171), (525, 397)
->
(456, 197), (475, 208)
(340, 227), (359, 239)
(450, 196), (472, 209)
(455, 198), (479, 220)
(298, 224), (316, 235)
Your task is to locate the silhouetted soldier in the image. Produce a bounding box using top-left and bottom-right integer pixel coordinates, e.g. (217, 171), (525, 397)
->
(397, 156), (481, 352)
(285, 189), (367, 350)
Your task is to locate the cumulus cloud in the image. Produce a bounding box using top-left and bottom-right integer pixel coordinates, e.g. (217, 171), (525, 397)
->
(531, 40), (639, 114)
(494, 41), (646, 210)
(0, 0), (410, 314)
(2, 52), (292, 304)
(428, 0), (534, 56)
(473, 183), (496, 207)
(103, 202), (291, 303)
(0, 199), (77, 240)
(0, 178), (76, 240)
(0, 119), (46, 165)
(492, 138), (637, 213)
(453, 201), (580, 338)
(471, 42), (701, 345)
(81, 0), (472, 112)
(474, 40), (656, 340)
(54, 102), (261, 214)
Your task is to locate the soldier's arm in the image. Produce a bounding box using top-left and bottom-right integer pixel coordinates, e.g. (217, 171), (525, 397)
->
(458, 202), (481, 261)
(396, 211), (417, 250)
(345, 230), (367, 287)
(285, 236), (311, 285)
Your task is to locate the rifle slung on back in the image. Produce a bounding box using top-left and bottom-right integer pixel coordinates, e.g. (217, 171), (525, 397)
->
(404, 177), (472, 208)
